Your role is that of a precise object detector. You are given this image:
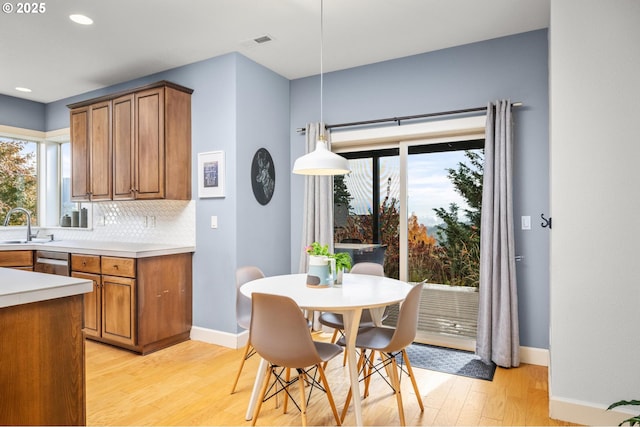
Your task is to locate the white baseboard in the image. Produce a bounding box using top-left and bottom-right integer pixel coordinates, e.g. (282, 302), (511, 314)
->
(550, 395), (635, 426)
(520, 345), (549, 366)
(190, 326), (248, 349)
(192, 325), (549, 366)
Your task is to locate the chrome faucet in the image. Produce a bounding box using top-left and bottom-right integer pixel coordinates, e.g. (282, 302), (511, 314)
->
(3, 207), (36, 242)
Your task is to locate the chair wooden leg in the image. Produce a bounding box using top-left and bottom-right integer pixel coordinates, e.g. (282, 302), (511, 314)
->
(230, 341), (252, 394)
(298, 371), (308, 427)
(251, 365), (273, 426)
(283, 368), (291, 413)
(318, 364), (342, 426)
(402, 349), (424, 412)
(340, 383), (352, 424)
(363, 350), (376, 398)
(387, 355), (406, 426)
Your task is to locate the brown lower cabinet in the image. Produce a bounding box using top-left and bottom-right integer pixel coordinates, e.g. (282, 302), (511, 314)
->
(71, 251), (192, 354)
(0, 250), (33, 271)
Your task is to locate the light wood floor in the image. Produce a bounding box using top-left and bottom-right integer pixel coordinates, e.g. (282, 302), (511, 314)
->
(85, 335), (577, 426)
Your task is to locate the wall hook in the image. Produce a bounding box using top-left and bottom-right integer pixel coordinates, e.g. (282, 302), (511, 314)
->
(541, 213), (552, 229)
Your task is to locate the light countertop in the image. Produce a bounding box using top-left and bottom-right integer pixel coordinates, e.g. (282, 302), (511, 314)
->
(0, 267), (93, 308)
(0, 240), (195, 258)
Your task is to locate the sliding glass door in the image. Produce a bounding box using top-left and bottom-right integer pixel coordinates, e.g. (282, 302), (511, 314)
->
(334, 138), (483, 347)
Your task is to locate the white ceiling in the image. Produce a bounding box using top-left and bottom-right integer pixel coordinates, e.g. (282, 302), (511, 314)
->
(0, 0), (549, 104)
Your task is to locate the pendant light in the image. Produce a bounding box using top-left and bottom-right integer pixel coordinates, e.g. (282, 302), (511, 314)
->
(292, 0), (350, 176)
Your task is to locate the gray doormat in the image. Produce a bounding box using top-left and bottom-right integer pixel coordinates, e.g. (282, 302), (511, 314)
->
(399, 343), (496, 381)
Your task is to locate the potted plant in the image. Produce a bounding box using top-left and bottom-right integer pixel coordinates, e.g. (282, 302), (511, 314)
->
(305, 242), (352, 284)
(332, 251), (351, 282)
(608, 400), (640, 426)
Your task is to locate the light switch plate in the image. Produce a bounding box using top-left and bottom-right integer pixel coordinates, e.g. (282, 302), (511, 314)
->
(521, 215), (531, 230)
(210, 216), (218, 229)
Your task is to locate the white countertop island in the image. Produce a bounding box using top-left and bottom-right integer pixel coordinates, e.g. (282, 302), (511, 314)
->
(0, 267), (93, 308)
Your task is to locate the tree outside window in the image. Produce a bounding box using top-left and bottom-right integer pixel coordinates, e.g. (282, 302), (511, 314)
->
(0, 138), (37, 224)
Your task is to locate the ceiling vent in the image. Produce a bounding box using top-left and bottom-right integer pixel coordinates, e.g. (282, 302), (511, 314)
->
(240, 34), (275, 49)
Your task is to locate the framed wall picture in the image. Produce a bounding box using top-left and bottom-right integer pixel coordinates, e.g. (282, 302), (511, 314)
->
(251, 148), (275, 205)
(198, 151), (225, 198)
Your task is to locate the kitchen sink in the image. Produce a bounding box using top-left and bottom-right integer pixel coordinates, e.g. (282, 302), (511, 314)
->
(0, 238), (52, 244)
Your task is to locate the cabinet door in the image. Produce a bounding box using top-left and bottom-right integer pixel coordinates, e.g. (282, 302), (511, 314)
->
(134, 87), (165, 199)
(112, 94), (135, 200)
(70, 107), (90, 201)
(101, 275), (136, 346)
(137, 253), (192, 345)
(89, 101), (112, 201)
(72, 271), (101, 338)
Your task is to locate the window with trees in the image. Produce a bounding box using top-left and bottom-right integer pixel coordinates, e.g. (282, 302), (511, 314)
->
(0, 129), (73, 227)
(334, 140), (484, 287)
(0, 137), (38, 225)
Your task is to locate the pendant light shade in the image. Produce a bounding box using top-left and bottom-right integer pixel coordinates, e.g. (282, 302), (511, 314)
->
(292, 0), (351, 176)
(293, 137), (350, 175)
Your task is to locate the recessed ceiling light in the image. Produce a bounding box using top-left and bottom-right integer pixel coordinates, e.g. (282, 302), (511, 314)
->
(15, 87), (32, 93)
(69, 14), (93, 25)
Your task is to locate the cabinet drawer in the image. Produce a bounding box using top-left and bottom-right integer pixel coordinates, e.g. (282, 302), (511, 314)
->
(102, 256), (136, 278)
(0, 250), (33, 267)
(71, 254), (101, 274)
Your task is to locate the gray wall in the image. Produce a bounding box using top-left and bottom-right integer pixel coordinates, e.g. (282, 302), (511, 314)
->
(549, 0), (640, 423)
(289, 29), (550, 349)
(0, 94), (45, 131)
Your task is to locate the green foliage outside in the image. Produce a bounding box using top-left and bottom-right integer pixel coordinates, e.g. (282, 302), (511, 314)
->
(335, 150), (483, 287)
(0, 139), (37, 224)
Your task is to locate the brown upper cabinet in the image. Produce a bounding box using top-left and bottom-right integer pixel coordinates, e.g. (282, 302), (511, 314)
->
(68, 81), (193, 201)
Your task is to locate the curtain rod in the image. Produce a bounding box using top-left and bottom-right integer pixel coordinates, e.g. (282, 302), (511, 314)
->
(296, 102), (523, 134)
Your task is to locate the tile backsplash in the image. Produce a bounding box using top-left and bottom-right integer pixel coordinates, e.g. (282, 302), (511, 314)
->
(1, 200), (195, 246)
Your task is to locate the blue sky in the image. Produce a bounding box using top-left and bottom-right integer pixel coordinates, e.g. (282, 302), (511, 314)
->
(345, 150), (479, 229)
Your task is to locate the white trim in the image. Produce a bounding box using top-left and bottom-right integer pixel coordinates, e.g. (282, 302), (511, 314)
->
(190, 326), (248, 350)
(0, 125), (70, 142)
(550, 395), (635, 426)
(330, 116), (486, 152)
(0, 124), (45, 141)
(520, 345), (549, 366)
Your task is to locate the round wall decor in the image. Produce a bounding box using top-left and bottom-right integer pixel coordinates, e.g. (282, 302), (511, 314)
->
(251, 148), (275, 205)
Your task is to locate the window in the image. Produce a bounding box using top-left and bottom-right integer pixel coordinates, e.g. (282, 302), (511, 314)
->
(60, 141), (75, 218)
(0, 126), (72, 227)
(0, 136), (38, 224)
(334, 141), (483, 284)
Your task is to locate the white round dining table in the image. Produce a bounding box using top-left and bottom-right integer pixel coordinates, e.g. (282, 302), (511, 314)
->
(240, 273), (412, 426)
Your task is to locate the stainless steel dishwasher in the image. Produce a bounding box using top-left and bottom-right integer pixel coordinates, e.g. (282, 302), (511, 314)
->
(33, 250), (70, 276)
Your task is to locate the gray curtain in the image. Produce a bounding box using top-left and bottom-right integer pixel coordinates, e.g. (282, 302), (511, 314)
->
(298, 122), (335, 274)
(476, 100), (520, 368)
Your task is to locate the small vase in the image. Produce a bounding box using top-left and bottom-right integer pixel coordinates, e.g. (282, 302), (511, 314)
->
(307, 255), (331, 287)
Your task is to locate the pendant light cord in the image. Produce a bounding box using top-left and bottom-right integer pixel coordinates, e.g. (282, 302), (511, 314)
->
(319, 0), (324, 138)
